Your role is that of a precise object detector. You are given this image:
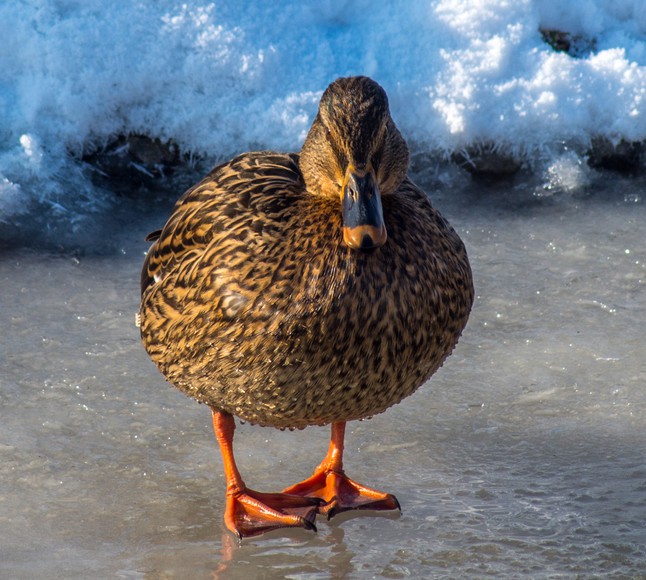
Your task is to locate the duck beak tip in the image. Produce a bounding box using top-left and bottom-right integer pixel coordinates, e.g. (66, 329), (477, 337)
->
(341, 168), (386, 250)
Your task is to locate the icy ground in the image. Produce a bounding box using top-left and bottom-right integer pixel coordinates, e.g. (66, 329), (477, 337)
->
(2, 173), (645, 578)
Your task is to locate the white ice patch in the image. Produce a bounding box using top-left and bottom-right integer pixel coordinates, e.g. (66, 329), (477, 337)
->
(0, 175), (23, 220)
(539, 151), (591, 196)
(20, 134), (44, 173)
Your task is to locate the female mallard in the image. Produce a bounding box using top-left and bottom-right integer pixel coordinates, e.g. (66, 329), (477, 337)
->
(139, 76), (473, 539)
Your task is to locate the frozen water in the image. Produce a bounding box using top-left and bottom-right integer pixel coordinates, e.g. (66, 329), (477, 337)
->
(2, 172), (646, 577)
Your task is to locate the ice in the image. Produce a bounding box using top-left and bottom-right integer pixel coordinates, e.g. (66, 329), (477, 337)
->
(2, 174), (646, 577)
(540, 151), (592, 195)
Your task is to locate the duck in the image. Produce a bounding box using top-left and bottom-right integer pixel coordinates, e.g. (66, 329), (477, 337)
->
(138, 76), (473, 539)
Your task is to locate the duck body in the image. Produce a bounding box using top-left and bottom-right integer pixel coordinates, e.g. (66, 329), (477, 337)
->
(139, 76), (473, 538)
(140, 151), (472, 429)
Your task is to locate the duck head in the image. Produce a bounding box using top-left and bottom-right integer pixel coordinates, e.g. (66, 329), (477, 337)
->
(299, 76), (410, 251)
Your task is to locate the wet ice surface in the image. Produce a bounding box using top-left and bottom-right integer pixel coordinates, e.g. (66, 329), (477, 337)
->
(2, 174), (646, 578)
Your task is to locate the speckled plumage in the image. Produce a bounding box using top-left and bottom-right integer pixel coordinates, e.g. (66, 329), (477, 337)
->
(139, 76), (473, 430)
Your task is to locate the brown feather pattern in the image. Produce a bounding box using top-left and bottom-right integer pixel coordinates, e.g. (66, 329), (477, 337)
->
(139, 77), (473, 429)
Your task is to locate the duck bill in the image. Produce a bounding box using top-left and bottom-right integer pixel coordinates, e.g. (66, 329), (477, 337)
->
(341, 168), (387, 251)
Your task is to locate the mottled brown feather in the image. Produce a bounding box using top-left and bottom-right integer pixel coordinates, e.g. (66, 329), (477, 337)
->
(139, 77), (473, 429)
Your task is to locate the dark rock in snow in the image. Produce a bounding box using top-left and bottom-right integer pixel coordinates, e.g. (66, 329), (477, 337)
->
(452, 143), (521, 179)
(587, 137), (644, 174)
(83, 134), (182, 188)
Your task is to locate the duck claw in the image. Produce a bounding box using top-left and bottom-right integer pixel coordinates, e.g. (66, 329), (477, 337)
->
(224, 488), (321, 539)
(324, 492), (401, 520)
(283, 469), (400, 519)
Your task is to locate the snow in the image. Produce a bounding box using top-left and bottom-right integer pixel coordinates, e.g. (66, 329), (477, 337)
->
(1, 0), (646, 223)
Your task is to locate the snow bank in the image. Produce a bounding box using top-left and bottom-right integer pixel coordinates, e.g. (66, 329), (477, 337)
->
(1, 0), (645, 228)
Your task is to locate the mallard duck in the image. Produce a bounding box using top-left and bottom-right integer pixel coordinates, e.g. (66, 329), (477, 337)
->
(139, 76), (473, 539)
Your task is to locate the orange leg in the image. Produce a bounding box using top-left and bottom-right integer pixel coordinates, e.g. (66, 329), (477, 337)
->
(282, 422), (401, 519)
(211, 409), (321, 539)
